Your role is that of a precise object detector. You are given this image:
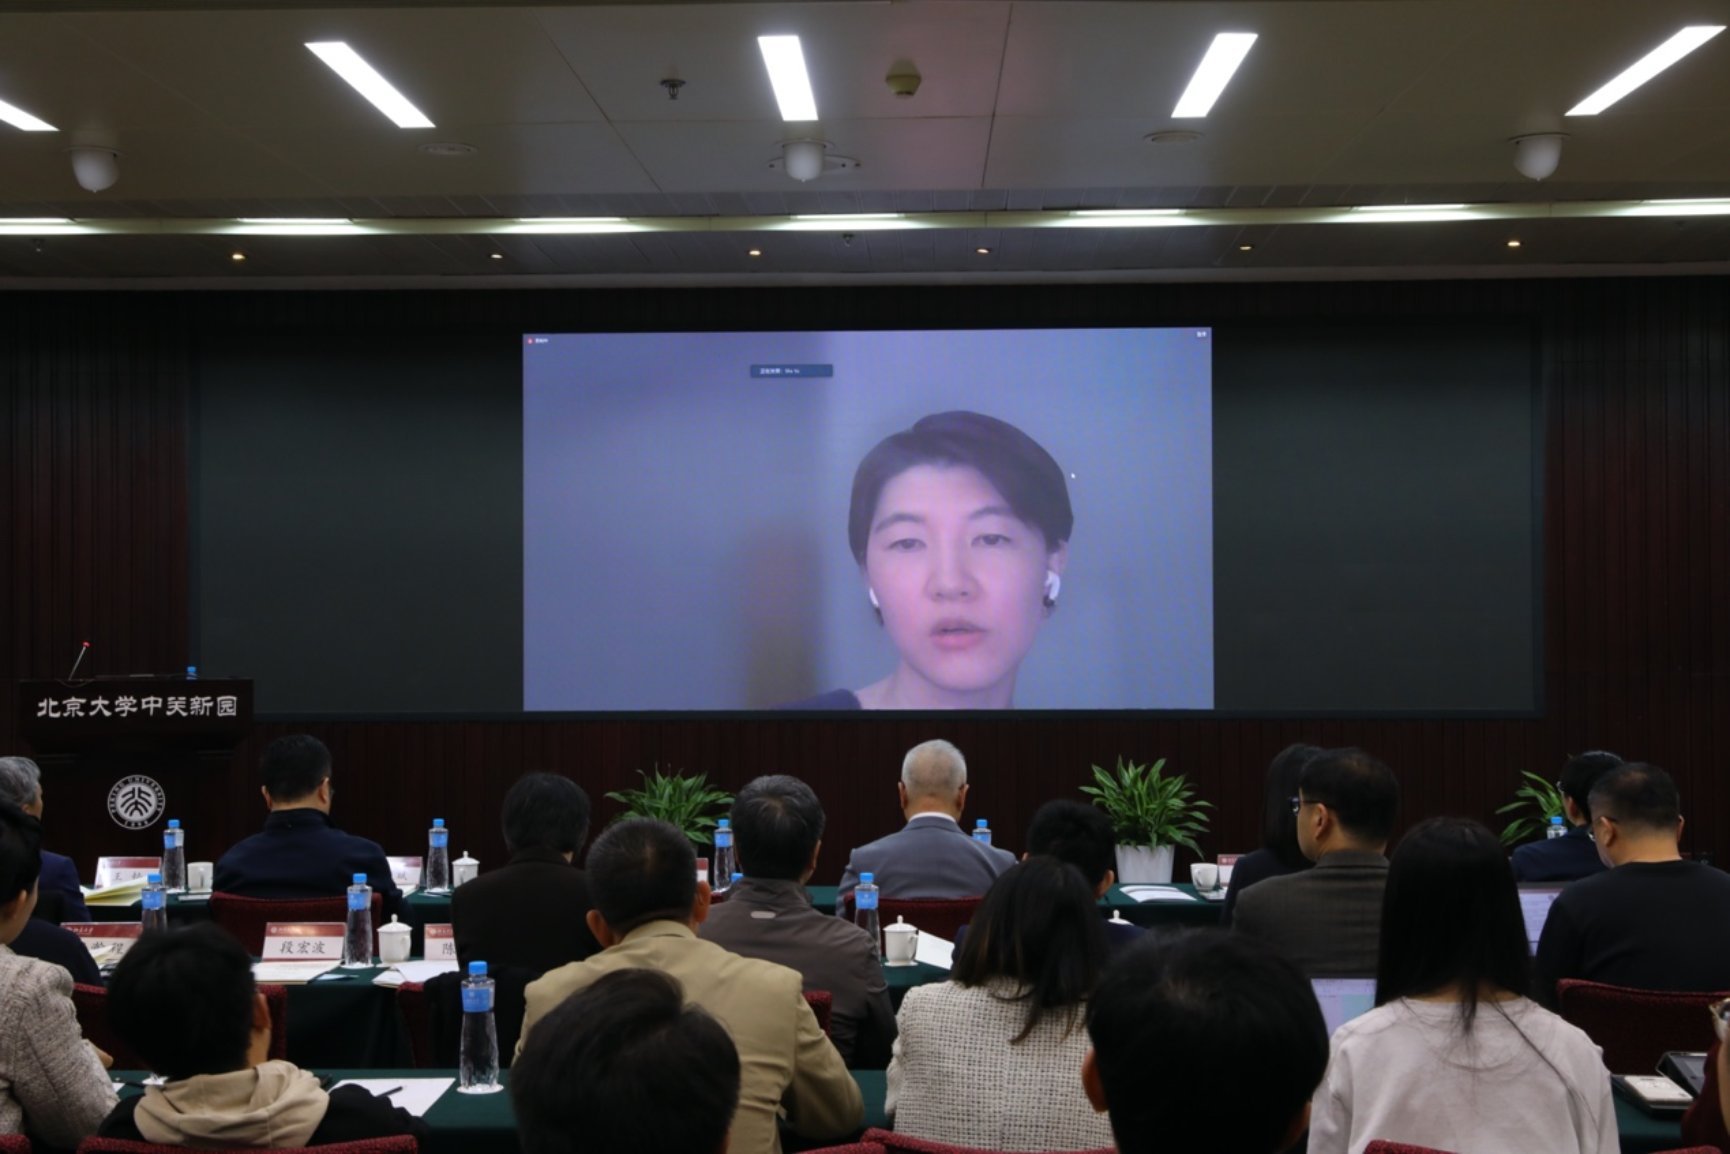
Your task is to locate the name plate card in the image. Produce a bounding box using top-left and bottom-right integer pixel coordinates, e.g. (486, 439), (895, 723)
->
(94, 856), (162, 888)
(424, 923), (457, 962)
(387, 856), (423, 888)
(64, 921), (143, 962)
(696, 857), (709, 887)
(1216, 853), (1241, 869)
(262, 922), (345, 961)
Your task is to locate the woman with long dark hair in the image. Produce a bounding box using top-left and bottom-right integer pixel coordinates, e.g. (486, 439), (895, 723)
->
(1221, 743), (1322, 925)
(887, 856), (1111, 1150)
(1306, 817), (1615, 1154)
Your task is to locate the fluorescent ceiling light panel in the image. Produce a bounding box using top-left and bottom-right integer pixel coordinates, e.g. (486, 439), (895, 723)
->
(305, 41), (434, 128)
(1621, 198), (1730, 217)
(1352, 204), (1469, 213)
(758, 35), (818, 121)
(1172, 33), (1258, 118)
(0, 97), (57, 132)
(1567, 25), (1725, 116)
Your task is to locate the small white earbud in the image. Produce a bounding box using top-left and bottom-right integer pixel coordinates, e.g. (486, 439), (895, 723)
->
(1044, 571), (1062, 604)
(869, 588), (881, 610)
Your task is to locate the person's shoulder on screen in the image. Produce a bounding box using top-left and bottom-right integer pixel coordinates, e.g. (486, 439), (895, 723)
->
(777, 689), (862, 710)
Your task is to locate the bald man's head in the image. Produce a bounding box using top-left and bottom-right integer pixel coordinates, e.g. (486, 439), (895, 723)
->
(899, 740), (969, 819)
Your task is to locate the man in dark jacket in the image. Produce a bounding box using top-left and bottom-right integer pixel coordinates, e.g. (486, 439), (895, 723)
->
(1510, 750), (1621, 883)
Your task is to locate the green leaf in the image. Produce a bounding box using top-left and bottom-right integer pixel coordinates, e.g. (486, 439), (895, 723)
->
(604, 766), (735, 850)
(1494, 770), (1565, 847)
(1079, 755), (1212, 851)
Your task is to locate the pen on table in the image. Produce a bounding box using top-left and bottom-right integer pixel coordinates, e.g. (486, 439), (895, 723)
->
(377, 1086), (405, 1099)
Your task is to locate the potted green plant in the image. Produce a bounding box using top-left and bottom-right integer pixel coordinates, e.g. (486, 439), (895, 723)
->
(605, 767), (735, 850)
(1494, 770), (1566, 847)
(1080, 756), (1212, 884)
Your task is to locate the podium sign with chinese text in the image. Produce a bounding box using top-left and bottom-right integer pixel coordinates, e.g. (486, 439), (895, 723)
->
(261, 922), (345, 961)
(19, 678), (252, 753)
(424, 923), (457, 961)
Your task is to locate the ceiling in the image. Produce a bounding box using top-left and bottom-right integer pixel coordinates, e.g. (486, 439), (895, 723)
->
(2, 0), (1730, 285)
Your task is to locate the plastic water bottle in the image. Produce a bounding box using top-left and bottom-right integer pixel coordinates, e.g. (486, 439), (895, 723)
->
(854, 872), (881, 956)
(426, 818), (451, 894)
(973, 819), (993, 846)
(161, 819), (187, 893)
(342, 873), (373, 967)
(458, 961), (502, 1094)
(185, 665), (197, 681)
(1547, 815), (1567, 839)
(141, 873), (168, 933)
(712, 819), (734, 891)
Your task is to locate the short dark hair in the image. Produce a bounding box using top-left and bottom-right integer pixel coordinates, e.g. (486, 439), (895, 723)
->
(1262, 744), (1325, 869)
(1375, 817), (1529, 1028)
(1088, 931), (1328, 1154)
(1298, 748), (1399, 844)
(0, 803), (43, 903)
(1589, 763), (1681, 834)
(513, 968), (739, 1154)
(731, 775), (824, 881)
(502, 773), (592, 857)
(848, 411), (1074, 566)
(587, 818), (697, 933)
(1559, 751), (1622, 823)
(260, 734), (332, 802)
(1026, 799), (1116, 890)
(952, 856), (1107, 1043)
(108, 923), (257, 1080)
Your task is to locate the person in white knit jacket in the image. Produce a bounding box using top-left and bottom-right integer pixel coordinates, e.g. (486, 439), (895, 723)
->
(0, 803), (118, 1150)
(887, 856), (1113, 1152)
(1307, 817), (1618, 1154)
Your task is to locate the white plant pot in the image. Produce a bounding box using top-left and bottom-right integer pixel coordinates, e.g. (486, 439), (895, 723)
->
(1115, 843), (1175, 885)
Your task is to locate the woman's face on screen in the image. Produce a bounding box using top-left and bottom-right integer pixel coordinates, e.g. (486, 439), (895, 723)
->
(864, 463), (1065, 703)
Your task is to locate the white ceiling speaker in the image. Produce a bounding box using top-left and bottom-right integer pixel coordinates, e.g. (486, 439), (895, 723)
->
(1511, 133), (1567, 182)
(70, 146), (120, 192)
(768, 139), (860, 183)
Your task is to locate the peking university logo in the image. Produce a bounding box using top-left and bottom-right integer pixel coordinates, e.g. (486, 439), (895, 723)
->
(108, 775), (167, 830)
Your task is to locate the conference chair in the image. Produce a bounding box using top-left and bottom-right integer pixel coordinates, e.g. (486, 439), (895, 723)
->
(78, 1139), (418, 1154)
(803, 989), (834, 1037)
(0, 1134), (31, 1153)
(396, 966), (534, 1068)
(799, 1144), (885, 1154)
(1556, 979), (1729, 1072)
(857, 1129), (1111, 1154)
(209, 892), (384, 956)
(73, 982), (288, 1070)
(838, 896), (983, 945)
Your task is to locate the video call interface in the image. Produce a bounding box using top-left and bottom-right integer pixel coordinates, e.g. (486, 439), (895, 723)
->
(522, 328), (1216, 712)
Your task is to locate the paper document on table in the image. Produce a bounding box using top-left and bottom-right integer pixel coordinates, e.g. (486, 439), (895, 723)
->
(913, 932), (954, 970)
(333, 1078), (454, 1117)
(251, 961), (336, 983)
(384, 960), (461, 984)
(1119, 885), (1201, 903)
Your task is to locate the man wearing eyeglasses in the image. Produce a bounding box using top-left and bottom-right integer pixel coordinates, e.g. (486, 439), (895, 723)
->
(1509, 751), (1622, 883)
(1532, 762), (1730, 1010)
(1232, 748), (1401, 976)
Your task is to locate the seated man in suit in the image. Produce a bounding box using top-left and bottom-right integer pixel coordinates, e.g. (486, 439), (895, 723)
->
(452, 771), (600, 974)
(1533, 762), (1730, 1008)
(1511, 750), (1621, 883)
(1084, 931), (1329, 1154)
(1026, 799), (1143, 951)
(700, 775), (896, 1068)
(99, 923), (426, 1148)
(514, 968), (740, 1154)
(837, 739), (1014, 902)
(213, 735), (402, 917)
(0, 756), (90, 923)
(519, 818), (862, 1154)
(1232, 747), (1400, 976)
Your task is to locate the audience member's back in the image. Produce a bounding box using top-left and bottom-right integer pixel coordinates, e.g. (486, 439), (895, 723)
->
(1024, 798), (1143, 950)
(514, 968), (739, 1154)
(1085, 931), (1329, 1154)
(1534, 762), (1730, 1006)
(1510, 750), (1621, 883)
(1220, 743), (1322, 925)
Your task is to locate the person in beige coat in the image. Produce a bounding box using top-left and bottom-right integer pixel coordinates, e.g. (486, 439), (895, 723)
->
(519, 818), (862, 1154)
(0, 803), (118, 1150)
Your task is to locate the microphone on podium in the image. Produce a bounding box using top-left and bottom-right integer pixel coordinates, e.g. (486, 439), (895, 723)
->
(67, 640), (90, 680)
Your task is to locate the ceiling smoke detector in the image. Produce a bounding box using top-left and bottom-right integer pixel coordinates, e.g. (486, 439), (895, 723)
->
(768, 139), (860, 182)
(70, 146), (120, 192)
(1511, 133), (1567, 182)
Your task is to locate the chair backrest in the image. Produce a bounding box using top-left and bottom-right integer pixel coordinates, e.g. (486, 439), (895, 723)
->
(1555, 979), (1728, 1071)
(876, 897), (982, 945)
(79, 1138), (418, 1153)
(797, 1144), (885, 1154)
(1363, 1143), (1457, 1154)
(803, 988), (833, 1037)
(0, 1133), (33, 1153)
(208, 892), (383, 956)
(74, 982), (289, 1071)
(861, 1128), (1111, 1154)
(395, 980), (436, 1069)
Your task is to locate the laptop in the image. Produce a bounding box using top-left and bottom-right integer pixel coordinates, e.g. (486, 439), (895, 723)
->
(1517, 883), (1567, 955)
(1311, 976), (1378, 1037)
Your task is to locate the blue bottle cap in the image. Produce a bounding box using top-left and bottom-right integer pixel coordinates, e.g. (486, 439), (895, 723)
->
(730, 872), (743, 882)
(860, 872), (874, 884)
(975, 818), (987, 827)
(148, 873), (162, 884)
(185, 666), (196, 675)
(718, 818), (730, 828)
(353, 873), (367, 884)
(469, 961), (488, 976)
(433, 818), (445, 828)
(168, 819), (180, 829)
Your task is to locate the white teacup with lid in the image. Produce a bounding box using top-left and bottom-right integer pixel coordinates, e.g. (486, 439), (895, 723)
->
(377, 914), (413, 964)
(883, 915), (919, 966)
(453, 851), (480, 887)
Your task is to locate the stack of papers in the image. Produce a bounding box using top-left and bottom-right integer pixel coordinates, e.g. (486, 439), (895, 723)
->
(332, 1078), (454, 1116)
(372, 960), (461, 986)
(82, 880), (146, 907)
(251, 961), (337, 984)
(1119, 885), (1201, 904)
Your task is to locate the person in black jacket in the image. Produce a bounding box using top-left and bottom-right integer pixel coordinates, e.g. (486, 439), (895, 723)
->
(98, 923), (426, 1148)
(1509, 750), (1621, 883)
(1220, 743), (1323, 926)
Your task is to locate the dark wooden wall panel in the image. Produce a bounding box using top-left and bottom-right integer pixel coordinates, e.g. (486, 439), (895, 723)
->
(4, 278), (1730, 885)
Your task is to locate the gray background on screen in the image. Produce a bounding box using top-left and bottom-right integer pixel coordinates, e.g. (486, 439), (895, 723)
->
(522, 328), (1215, 710)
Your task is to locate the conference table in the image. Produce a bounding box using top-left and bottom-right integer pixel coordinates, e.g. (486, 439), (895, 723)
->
(110, 1068), (1684, 1154)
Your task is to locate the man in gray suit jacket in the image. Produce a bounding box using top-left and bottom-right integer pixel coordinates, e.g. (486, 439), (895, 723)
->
(1232, 748), (1400, 976)
(837, 739), (1014, 902)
